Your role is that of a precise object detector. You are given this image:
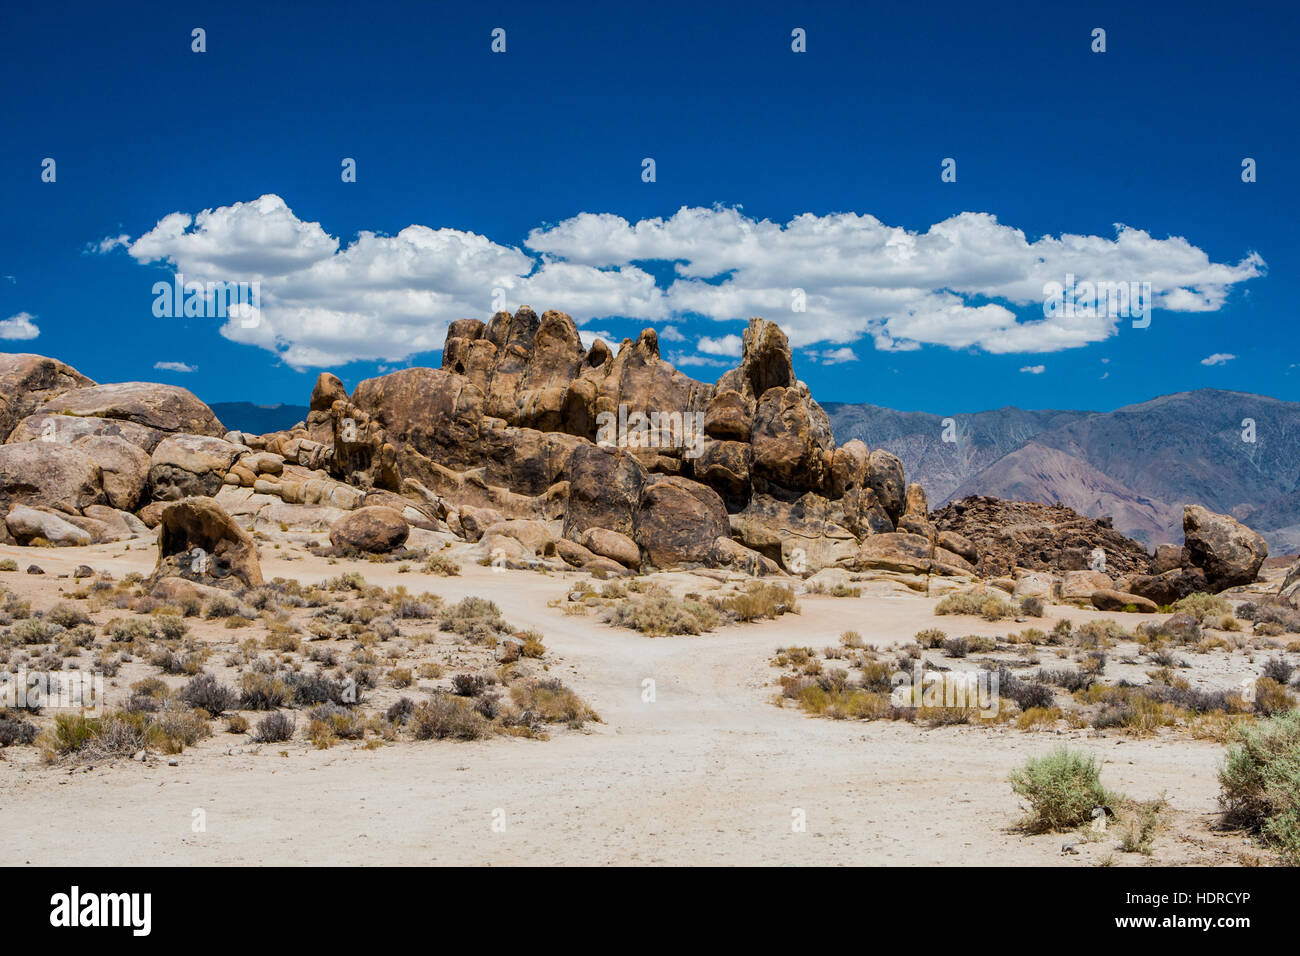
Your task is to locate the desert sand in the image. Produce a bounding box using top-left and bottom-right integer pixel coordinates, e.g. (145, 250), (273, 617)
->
(0, 536), (1264, 867)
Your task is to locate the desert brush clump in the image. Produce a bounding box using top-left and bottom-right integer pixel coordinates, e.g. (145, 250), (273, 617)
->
(935, 589), (1014, 621)
(724, 581), (798, 622)
(1008, 747), (1121, 833)
(607, 587), (719, 636)
(1218, 710), (1300, 864)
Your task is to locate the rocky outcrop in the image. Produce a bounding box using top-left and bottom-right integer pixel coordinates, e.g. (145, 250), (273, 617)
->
(0, 354), (95, 442)
(73, 435), (151, 511)
(152, 496), (262, 589)
(931, 496), (1153, 578)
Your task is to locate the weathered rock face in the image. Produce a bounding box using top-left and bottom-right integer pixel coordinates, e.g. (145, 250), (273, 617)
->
(562, 444), (646, 539)
(932, 496), (1153, 578)
(1182, 504), (1267, 591)
(0, 442), (103, 515)
(148, 434), (245, 501)
(7, 412), (162, 451)
(329, 506), (410, 553)
(5, 504), (93, 546)
(837, 532), (973, 577)
(0, 354), (95, 442)
(73, 435), (150, 511)
(729, 492), (858, 573)
(634, 475), (730, 568)
(36, 382), (226, 437)
(152, 496), (262, 589)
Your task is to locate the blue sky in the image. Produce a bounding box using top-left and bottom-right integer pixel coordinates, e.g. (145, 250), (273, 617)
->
(1, 0), (1295, 415)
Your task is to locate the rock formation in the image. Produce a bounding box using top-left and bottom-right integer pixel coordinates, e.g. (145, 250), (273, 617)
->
(0, 308), (1274, 592)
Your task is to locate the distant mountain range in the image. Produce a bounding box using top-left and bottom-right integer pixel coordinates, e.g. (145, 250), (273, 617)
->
(210, 402), (308, 436)
(825, 389), (1300, 554)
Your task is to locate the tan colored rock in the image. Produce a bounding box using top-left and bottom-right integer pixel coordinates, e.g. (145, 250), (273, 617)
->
(1091, 589), (1158, 613)
(459, 505), (506, 542)
(310, 372), (348, 412)
(556, 537), (597, 568)
(152, 496), (262, 589)
(1153, 543), (1184, 573)
(1013, 571), (1060, 601)
(38, 381), (225, 437)
(82, 504), (149, 537)
(634, 475), (729, 568)
(329, 506), (409, 553)
(8, 412), (162, 451)
(729, 492), (858, 573)
(578, 527), (641, 569)
(480, 519), (556, 558)
(937, 530), (978, 564)
(0, 353), (96, 442)
(149, 434), (245, 501)
(709, 536), (782, 576)
(839, 533), (933, 575)
(5, 504), (91, 546)
(0, 442), (103, 515)
(1182, 504), (1267, 591)
(73, 435), (150, 511)
(903, 482), (928, 517)
(1061, 569), (1114, 601)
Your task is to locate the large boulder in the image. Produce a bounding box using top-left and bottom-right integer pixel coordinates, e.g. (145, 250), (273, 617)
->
(5, 504), (92, 546)
(148, 434), (245, 501)
(73, 435), (151, 511)
(749, 383), (833, 493)
(1061, 569), (1114, 602)
(310, 372), (348, 412)
(1123, 567), (1210, 606)
(0, 354), (95, 442)
(562, 443), (646, 539)
(36, 382), (225, 437)
(865, 450), (906, 525)
(152, 496), (263, 589)
(633, 475), (729, 568)
(578, 527), (641, 569)
(1091, 589), (1158, 613)
(0, 442), (103, 515)
(1182, 505), (1267, 592)
(839, 533), (934, 575)
(329, 506), (410, 553)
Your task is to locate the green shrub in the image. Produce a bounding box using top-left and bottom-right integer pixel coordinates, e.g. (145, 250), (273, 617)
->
(1219, 710), (1300, 864)
(1009, 747), (1120, 833)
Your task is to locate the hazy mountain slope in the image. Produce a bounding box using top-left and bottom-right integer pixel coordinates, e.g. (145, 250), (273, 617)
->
(822, 403), (1090, 504)
(826, 388), (1300, 552)
(946, 442), (1181, 546)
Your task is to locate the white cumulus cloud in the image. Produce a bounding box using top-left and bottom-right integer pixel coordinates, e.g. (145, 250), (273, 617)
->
(1200, 353), (1236, 366)
(153, 361), (197, 373)
(1020, 364), (1046, 374)
(110, 196), (1265, 369)
(0, 312), (40, 341)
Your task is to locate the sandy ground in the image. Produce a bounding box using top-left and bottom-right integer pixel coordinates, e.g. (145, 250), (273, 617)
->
(0, 538), (1268, 866)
